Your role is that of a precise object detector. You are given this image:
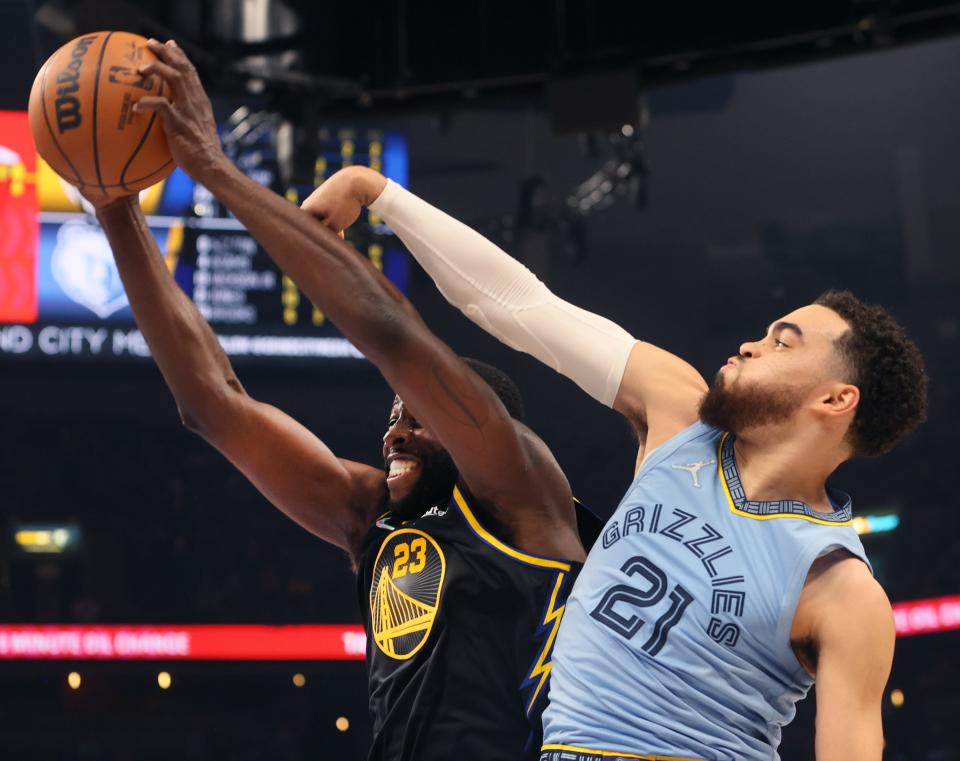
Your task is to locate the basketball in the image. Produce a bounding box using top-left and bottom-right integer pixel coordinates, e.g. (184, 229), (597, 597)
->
(27, 31), (173, 199)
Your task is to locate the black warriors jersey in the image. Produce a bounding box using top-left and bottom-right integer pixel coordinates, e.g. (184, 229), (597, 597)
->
(356, 486), (582, 761)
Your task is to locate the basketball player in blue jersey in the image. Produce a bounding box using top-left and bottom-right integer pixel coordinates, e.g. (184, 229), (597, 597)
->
(79, 39), (594, 761)
(305, 166), (928, 761)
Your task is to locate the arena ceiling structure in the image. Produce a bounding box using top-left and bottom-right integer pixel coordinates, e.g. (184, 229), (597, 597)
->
(15, 0), (960, 115)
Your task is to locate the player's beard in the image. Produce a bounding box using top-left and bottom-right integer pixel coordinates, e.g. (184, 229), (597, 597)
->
(387, 446), (459, 519)
(699, 372), (804, 434)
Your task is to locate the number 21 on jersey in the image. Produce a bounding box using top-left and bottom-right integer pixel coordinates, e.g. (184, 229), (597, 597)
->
(589, 555), (694, 656)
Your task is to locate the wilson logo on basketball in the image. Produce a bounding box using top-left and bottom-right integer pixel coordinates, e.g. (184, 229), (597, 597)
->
(369, 529), (446, 660)
(54, 35), (97, 134)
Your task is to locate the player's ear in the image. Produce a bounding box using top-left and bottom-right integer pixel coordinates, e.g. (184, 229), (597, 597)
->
(816, 383), (859, 417)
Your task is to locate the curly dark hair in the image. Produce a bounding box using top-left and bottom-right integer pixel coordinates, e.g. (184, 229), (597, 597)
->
(815, 290), (927, 457)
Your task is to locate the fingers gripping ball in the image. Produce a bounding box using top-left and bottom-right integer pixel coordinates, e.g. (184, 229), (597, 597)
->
(28, 31), (174, 199)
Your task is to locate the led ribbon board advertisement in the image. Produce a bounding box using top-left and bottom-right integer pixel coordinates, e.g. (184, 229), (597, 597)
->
(892, 595), (960, 637)
(0, 110), (409, 361)
(0, 597), (956, 662)
(0, 624), (367, 660)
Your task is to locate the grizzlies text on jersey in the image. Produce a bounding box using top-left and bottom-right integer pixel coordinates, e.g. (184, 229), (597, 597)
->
(542, 422), (869, 761)
(357, 486), (583, 761)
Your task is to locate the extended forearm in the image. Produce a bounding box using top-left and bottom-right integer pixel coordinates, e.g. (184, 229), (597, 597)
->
(96, 199), (241, 424)
(196, 160), (419, 361)
(366, 176), (637, 407)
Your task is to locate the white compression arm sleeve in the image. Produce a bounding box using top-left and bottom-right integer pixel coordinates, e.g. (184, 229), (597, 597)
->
(369, 179), (637, 407)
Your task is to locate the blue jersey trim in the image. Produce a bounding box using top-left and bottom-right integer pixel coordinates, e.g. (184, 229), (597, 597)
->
(718, 433), (854, 525)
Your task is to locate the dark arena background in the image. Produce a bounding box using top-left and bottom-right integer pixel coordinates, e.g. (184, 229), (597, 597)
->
(1, 1), (959, 759)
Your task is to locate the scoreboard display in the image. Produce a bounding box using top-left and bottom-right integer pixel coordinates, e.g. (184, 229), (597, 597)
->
(0, 110), (409, 361)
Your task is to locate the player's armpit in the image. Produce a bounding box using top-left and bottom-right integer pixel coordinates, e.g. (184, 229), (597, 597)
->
(613, 341), (707, 454)
(809, 559), (894, 761)
(189, 393), (388, 557)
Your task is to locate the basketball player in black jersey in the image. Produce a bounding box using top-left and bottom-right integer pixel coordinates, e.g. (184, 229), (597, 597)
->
(82, 39), (587, 761)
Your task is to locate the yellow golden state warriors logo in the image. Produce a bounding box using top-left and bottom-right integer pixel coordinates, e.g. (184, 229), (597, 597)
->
(369, 528), (445, 660)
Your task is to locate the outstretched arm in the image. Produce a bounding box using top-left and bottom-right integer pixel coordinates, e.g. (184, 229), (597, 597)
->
(91, 196), (387, 555)
(135, 40), (581, 560)
(303, 168), (707, 457)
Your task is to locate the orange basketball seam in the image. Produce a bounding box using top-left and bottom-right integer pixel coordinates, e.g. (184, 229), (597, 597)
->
(93, 159), (174, 188)
(91, 31), (115, 194)
(120, 76), (165, 191)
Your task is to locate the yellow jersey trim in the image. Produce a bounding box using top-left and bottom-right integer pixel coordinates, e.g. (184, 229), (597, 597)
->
(541, 744), (705, 761)
(717, 433), (854, 527)
(452, 486), (572, 571)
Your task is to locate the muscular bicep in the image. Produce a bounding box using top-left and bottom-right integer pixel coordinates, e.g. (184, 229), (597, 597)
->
(812, 567), (894, 761)
(195, 395), (387, 554)
(613, 341), (708, 455)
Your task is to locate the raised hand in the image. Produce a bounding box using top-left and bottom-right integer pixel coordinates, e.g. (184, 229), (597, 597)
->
(301, 166), (387, 235)
(135, 39), (225, 182)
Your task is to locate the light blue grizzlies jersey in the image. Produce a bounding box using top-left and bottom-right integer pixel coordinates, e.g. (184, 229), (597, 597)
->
(543, 422), (870, 761)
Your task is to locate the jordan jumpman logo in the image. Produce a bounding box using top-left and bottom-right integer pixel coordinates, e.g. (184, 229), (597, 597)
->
(671, 459), (716, 489)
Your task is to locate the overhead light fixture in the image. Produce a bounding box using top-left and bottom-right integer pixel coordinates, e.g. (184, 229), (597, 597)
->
(566, 129), (648, 217)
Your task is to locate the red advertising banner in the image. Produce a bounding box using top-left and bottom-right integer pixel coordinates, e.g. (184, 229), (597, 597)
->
(892, 595), (960, 637)
(0, 110), (38, 323)
(0, 598), (954, 661)
(0, 624), (367, 660)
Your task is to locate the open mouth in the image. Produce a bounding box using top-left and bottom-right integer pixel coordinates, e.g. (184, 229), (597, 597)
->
(386, 455), (421, 485)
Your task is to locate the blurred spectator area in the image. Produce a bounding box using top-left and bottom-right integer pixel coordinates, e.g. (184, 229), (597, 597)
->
(0, 416), (360, 625)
